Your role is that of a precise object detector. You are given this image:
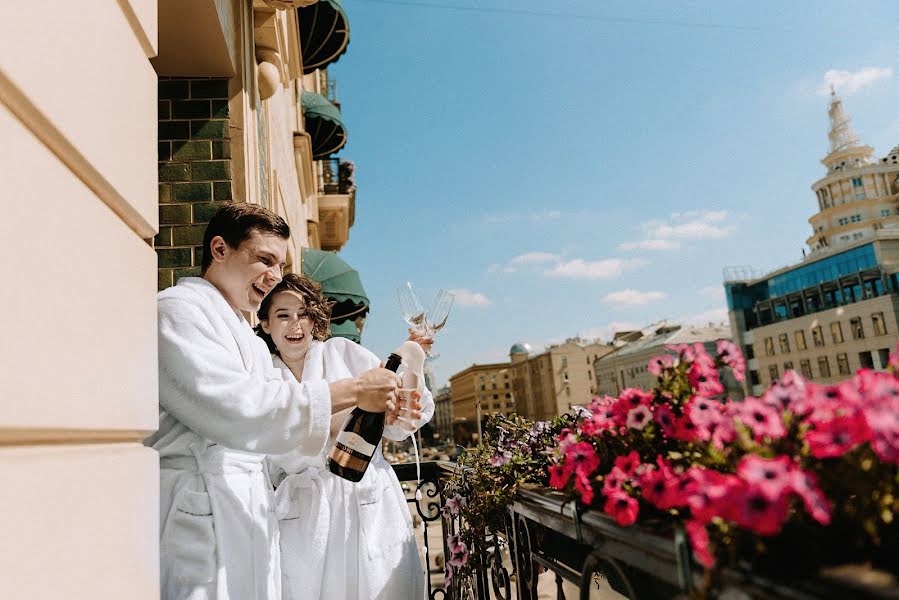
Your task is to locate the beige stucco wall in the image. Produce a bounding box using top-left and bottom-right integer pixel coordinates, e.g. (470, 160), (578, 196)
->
(0, 2), (160, 598)
(751, 294), (899, 388)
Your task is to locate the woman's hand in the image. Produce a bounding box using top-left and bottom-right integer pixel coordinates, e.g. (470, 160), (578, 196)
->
(386, 389), (422, 427)
(408, 328), (434, 354)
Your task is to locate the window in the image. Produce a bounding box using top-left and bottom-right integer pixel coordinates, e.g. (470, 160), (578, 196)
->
(838, 217), (848, 226)
(881, 209), (891, 217)
(784, 361), (793, 372)
(818, 356), (831, 378)
(850, 214), (862, 223)
(800, 359), (813, 379)
(812, 326), (825, 347)
(561, 357), (567, 368)
(852, 177), (863, 187)
(764, 337), (775, 356)
(850, 317), (865, 339)
(859, 351), (874, 370)
(878, 349), (891, 369)
(778, 334), (790, 353)
(830, 322), (843, 343)
(794, 330), (807, 351)
(768, 364), (779, 382)
(837, 353), (850, 376)
(872, 312), (887, 336)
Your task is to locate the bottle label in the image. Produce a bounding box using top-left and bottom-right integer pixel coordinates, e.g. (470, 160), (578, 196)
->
(334, 430), (376, 457)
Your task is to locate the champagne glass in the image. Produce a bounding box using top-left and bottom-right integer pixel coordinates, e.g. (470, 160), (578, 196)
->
(397, 282), (426, 332)
(423, 289), (454, 361)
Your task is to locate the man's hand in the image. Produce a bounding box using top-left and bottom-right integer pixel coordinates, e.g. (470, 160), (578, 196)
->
(354, 367), (401, 413)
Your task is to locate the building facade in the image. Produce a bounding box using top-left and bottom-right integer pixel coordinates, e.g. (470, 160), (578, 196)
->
(594, 323), (744, 400)
(432, 385), (454, 445)
(510, 339), (615, 421)
(726, 92), (899, 396)
(1, 1), (359, 597)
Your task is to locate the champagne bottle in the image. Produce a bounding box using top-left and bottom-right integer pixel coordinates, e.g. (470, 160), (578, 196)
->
(327, 352), (402, 482)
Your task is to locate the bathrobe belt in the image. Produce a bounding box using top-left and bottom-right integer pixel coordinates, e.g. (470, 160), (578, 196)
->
(273, 468), (331, 555)
(161, 444), (278, 600)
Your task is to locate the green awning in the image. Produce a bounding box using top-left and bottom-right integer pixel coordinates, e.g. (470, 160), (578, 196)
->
(302, 91), (347, 159)
(327, 319), (361, 343)
(301, 247), (368, 324)
(297, 0), (350, 74)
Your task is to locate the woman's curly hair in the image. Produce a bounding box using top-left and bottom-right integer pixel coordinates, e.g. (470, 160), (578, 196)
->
(255, 273), (332, 354)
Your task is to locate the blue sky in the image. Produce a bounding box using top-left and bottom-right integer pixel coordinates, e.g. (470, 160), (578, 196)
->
(329, 0), (899, 387)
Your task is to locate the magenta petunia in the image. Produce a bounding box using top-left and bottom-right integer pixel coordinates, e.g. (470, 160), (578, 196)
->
(688, 361), (725, 397)
(790, 469), (832, 525)
(602, 466), (628, 496)
(652, 403), (677, 437)
(805, 412), (870, 458)
(732, 397), (786, 441)
(648, 353), (676, 377)
(716, 339), (746, 382)
(737, 455), (792, 501)
(626, 405), (653, 430)
(574, 470), (596, 505)
(548, 463), (570, 490)
(614, 451), (641, 477)
(603, 490), (639, 526)
(685, 520), (715, 568)
(733, 486), (790, 535)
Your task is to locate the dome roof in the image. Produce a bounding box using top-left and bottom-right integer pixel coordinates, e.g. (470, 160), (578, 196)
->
(510, 342), (533, 355)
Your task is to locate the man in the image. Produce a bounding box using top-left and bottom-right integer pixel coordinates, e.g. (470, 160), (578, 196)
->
(145, 202), (403, 599)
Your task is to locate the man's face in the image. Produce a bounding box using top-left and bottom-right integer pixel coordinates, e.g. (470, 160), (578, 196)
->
(212, 231), (288, 312)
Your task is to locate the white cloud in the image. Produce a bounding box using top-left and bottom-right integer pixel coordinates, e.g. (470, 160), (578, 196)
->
(700, 285), (725, 300)
(602, 289), (668, 308)
(544, 258), (647, 280)
(618, 239), (681, 251)
(448, 288), (492, 308)
(580, 321), (642, 342)
(680, 307), (730, 327)
(620, 210), (735, 251)
(510, 251), (559, 266)
(818, 67), (893, 96)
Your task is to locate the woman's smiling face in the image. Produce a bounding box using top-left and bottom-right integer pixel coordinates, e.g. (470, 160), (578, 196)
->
(261, 290), (315, 360)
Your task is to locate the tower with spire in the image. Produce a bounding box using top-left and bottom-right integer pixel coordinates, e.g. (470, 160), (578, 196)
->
(806, 90), (898, 254)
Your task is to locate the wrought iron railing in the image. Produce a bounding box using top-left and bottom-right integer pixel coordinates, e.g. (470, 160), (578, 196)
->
(392, 461), (899, 600)
(317, 158), (355, 195)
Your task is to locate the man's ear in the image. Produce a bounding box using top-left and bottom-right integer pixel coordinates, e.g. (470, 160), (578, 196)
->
(209, 235), (229, 264)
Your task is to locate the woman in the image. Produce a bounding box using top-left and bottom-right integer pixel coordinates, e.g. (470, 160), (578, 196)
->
(256, 273), (434, 600)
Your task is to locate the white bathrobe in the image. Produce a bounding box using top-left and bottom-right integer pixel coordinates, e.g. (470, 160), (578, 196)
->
(146, 277), (332, 600)
(269, 337), (435, 600)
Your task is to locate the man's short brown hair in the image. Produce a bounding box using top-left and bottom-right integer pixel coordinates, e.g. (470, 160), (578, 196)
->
(201, 202), (291, 273)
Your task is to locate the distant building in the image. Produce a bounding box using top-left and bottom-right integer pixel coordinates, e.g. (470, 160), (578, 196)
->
(593, 323), (744, 399)
(432, 385), (453, 445)
(726, 91), (899, 395)
(510, 338), (615, 421)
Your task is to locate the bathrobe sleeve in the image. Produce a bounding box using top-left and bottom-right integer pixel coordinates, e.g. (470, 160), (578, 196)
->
(158, 296), (331, 456)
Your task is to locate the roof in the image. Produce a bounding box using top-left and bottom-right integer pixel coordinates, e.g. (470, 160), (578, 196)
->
(611, 324), (731, 359)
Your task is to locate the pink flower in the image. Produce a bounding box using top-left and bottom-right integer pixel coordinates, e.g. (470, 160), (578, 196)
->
(685, 468), (741, 523)
(603, 491), (639, 526)
(447, 534), (469, 568)
(582, 400), (619, 435)
(790, 469), (832, 525)
(671, 413), (700, 442)
(648, 353), (676, 377)
(574, 470), (595, 505)
(889, 341), (899, 372)
(489, 449), (512, 467)
(637, 466), (669, 507)
(614, 388), (653, 418)
(737, 455), (792, 501)
(557, 428), (576, 454)
(602, 466), (628, 496)
(732, 397), (786, 441)
(565, 441), (600, 477)
(862, 401), (899, 464)
(626, 405), (653, 430)
(688, 361), (725, 397)
(686, 396), (725, 430)
(733, 486), (790, 535)
(805, 413), (870, 458)
(658, 470), (695, 510)
(709, 413), (737, 450)
(441, 493), (468, 518)
(614, 451), (641, 477)
(653, 403), (677, 437)
(685, 520), (715, 568)
(716, 339), (746, 382)
(443, 564), (454, 585)
(548, 463), (570, 490)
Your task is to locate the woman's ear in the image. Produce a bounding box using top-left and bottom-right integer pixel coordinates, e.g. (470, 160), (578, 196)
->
(260, 319), (271, 334)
